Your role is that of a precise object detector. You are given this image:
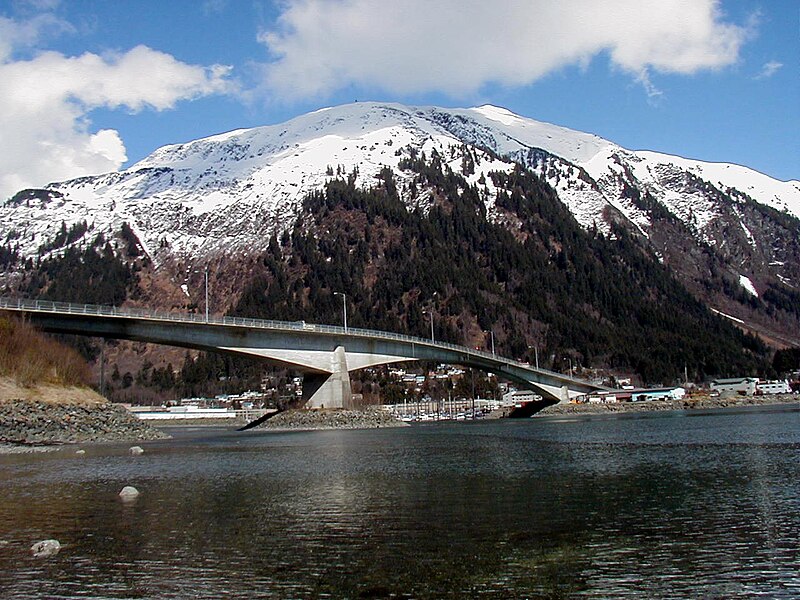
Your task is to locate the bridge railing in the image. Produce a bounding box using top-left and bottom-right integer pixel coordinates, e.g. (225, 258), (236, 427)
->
(0, 296), (571, 381)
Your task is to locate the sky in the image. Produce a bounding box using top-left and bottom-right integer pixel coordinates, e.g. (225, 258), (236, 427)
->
(0, 0), (797, 200)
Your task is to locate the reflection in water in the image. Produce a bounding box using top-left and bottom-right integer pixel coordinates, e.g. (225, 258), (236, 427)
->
(0, 404), (798, 598)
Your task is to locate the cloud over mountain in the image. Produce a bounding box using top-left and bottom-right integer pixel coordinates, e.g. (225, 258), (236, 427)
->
(261, 0), (748, 98)
(0, 14), (233, 200)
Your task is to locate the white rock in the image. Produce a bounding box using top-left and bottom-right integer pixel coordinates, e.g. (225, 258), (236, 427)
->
(129, 446), (144, 455)
(75, 449), (86, 455)
(119, 486), (140, 501)
(31, 539), (61, 558)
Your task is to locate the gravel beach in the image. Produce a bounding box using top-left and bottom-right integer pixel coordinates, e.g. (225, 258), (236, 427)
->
(0, 399), (168, 450)
(535, 393), (799, 416)
(258, 407), (408, 431)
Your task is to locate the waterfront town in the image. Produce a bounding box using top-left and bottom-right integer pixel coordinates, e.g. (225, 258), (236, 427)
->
(127, 363), (798, 423)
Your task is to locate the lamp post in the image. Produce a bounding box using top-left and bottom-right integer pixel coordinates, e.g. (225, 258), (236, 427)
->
(334, 291), (347, 333)
(564, 357), (573, 379)
(529, 344), (539, 369)
(486, 329), (495, 355)
(423, 310), (435, 343)
(204, 265), (209, 323)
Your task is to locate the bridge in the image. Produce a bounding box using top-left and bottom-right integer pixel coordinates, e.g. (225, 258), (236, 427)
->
(0, 298), (605, 411)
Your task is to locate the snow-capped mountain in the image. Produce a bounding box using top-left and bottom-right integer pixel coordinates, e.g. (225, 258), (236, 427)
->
(2, 101), (799, 344)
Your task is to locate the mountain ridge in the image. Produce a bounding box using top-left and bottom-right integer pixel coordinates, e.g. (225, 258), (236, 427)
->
(1, 101), (798, 352)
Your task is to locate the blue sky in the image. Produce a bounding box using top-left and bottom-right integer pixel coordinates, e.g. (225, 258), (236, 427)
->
(0, 0), (797, 199)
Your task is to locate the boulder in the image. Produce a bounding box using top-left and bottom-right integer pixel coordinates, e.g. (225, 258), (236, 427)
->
(129, 446), (144, 455)
(31, 539), (61, 558)
(119, 485), (140, 501)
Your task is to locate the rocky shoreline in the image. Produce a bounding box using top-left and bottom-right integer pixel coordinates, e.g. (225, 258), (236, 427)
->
(0, 399), (168, 450)
(2, 393), (793, 452)
(535, 393), (799, 416)
(259, 407), (408, 431)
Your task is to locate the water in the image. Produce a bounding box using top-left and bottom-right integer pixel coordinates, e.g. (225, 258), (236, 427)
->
(0, 404), (798, 599)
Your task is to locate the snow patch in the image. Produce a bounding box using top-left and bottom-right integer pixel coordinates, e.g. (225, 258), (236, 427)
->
(739, 275), (759, 297)
(710, 308), (745, 324)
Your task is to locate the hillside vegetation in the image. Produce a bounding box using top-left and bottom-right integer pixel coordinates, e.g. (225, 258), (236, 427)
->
(0, 315), (91, 389)
(230, 160), (768, 384)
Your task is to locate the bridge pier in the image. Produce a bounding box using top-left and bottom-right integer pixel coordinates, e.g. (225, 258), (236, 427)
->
(302, 346), (353, 409)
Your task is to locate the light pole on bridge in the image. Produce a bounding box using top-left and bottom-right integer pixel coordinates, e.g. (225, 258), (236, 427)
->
(423, 310), (434, 343)
(204, 265), (209, 323)
(334, 291), (347, 333)
(528, 344), (539, 369)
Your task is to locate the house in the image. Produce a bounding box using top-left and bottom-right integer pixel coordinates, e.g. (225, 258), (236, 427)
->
(710, 377), (758, 396)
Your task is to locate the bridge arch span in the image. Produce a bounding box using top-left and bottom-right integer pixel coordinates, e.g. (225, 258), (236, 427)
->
(0, 298), (604, 409)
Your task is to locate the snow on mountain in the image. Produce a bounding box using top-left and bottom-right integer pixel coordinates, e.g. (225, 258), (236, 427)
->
(2, 102), (797, 281)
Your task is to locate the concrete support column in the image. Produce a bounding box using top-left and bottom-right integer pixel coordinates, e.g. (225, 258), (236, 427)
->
(302, 346), (353, 409)
(559, 385), (570, 404)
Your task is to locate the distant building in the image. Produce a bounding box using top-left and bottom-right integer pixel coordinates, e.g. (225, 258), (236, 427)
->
(629, 387), (686, 402)
(756, 379), (791, 395)
(583, 391), (620, 404)
(581, 386), (685, 403)
(502, 390), (541, 405)
(710, 377), (758, 396)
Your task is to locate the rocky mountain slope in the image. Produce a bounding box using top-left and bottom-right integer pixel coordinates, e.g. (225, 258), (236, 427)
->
(1, 102), (798, 356)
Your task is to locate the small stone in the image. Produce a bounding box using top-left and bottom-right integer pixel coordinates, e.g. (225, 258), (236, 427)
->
(75, 449), (86, 455)
(129, 446), (144, 455)
(31, 539), (61, 558)
(119, 486), (140, 501)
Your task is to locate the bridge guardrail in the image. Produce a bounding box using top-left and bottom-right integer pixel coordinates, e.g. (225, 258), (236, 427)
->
(0, 296), (573, 382)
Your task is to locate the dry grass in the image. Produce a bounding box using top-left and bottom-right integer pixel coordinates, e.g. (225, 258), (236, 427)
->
(0, 316), (91, 388)
(0, 376), (105, 405)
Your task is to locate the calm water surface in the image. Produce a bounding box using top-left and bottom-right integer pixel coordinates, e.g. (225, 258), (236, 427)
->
(0, 405), (798, 599)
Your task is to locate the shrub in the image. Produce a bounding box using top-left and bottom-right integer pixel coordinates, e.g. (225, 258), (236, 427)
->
(0, 316), (91, 387)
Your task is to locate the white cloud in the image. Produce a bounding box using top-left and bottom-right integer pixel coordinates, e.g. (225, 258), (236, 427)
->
(0, 16), (233, 200)
(0, 13), (73, 61)
(260, 0), (749, 99)
(754, 60), (783, 80)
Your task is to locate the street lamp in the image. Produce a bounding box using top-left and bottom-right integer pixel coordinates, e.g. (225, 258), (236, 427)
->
(204, 265), (209, 323)
(486, 329), (495, 355)
(333, 291), (347, 333)
(564, 357), (573, 379)
(528, 344), (539, 369)
(423, 309), (435, 343)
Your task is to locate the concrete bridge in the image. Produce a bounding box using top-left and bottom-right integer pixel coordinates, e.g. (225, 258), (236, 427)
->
(0, 298), (605, 409)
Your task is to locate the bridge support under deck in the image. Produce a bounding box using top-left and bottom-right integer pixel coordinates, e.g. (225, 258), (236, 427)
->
(302, 346), (353, 409)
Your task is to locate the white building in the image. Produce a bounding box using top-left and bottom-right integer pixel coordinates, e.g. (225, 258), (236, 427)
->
(630, 387), (686, 402)
(583, 391), (619, 404)
(502, 390), (541, 405)
(710, 377), (758, 396)
(756, 379), (791, 395)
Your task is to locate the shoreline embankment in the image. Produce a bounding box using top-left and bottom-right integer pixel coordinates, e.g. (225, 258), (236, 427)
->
(257, 407), (409, 431)
(3, 394), (796, 453)
(0, 398), (168, 452)
(535, 393), (799, 416)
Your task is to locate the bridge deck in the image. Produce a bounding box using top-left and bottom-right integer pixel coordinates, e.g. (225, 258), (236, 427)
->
(0, 297), (606, 404)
